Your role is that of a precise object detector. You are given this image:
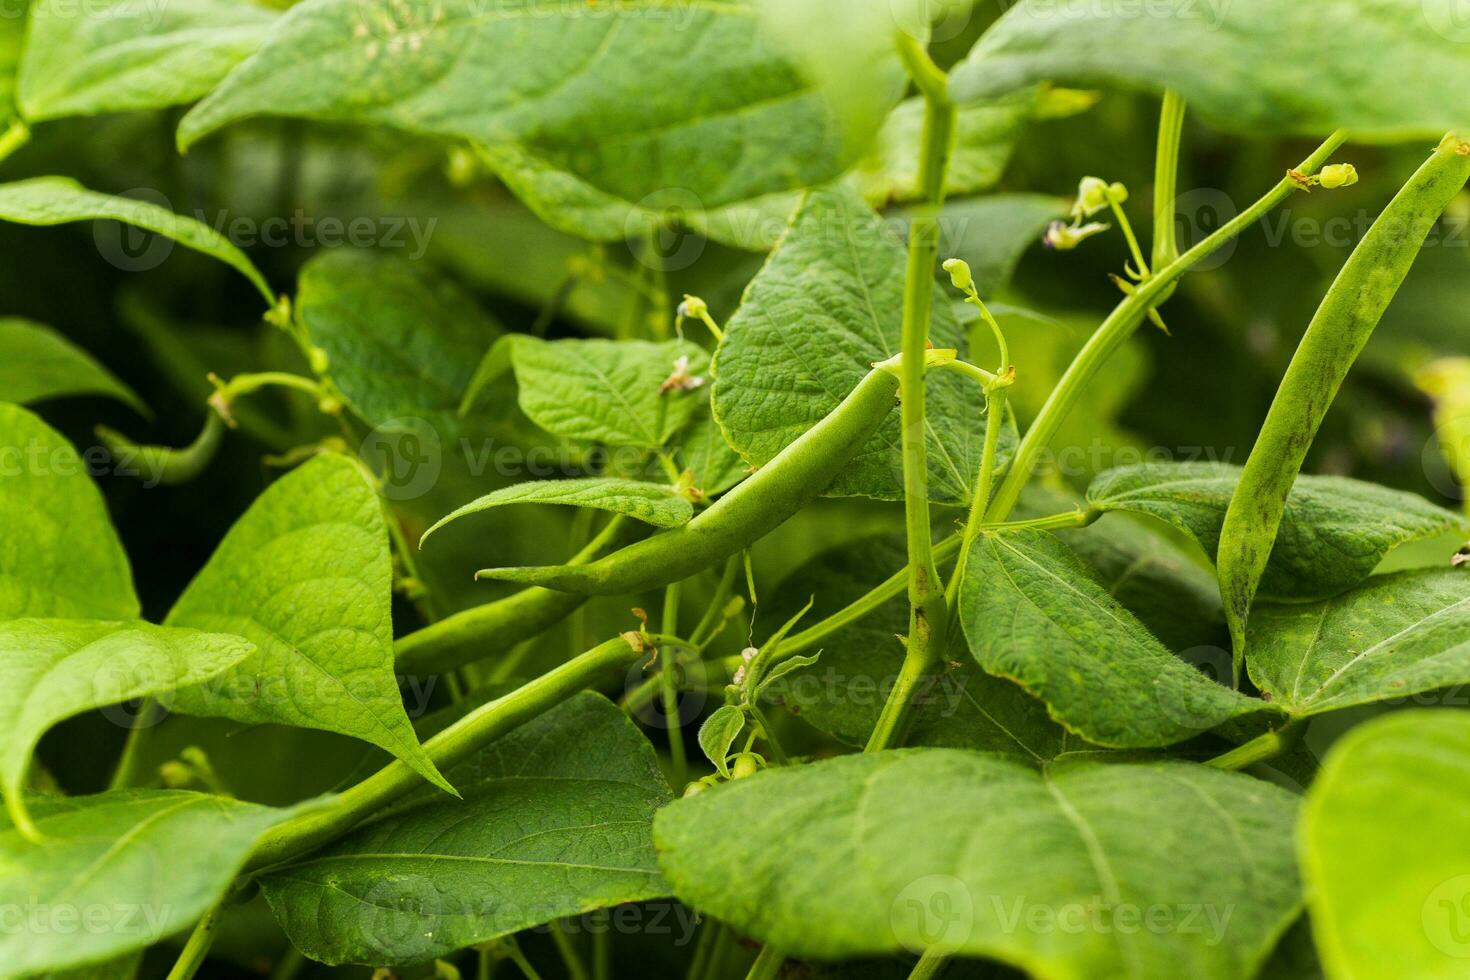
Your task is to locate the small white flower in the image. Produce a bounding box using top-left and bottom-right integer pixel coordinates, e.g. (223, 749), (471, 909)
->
(659, 355), (706, 394)
(1044, 220), (1110, 251)
(731, 646), (758, 686)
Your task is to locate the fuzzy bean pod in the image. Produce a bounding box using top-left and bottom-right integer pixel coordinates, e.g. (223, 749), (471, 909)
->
(1218, 134), (1470, 680)
(476, 367), (902, 595)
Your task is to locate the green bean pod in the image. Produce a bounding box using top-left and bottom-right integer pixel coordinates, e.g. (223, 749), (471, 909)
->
(394, 515), (640, 675)
(95, 411), (225, 486)
(1218, 134), (1470, 680)
(476, 367), (902, 595)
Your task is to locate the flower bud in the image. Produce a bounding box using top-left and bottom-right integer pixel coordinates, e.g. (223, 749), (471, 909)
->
(1044, 220), (1110, 251)
(942, 258), (974, 292)
(1317, 164), (1358, 190)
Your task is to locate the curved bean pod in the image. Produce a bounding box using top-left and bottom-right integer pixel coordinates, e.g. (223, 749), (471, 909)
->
(476, 367), (902, 595)
(1218, 134), (1470, 681)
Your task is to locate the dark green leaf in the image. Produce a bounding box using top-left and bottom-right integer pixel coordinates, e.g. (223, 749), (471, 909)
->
(0, 318), (146, 414)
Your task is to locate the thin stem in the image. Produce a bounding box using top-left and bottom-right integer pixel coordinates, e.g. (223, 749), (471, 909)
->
(1206, 721), (1304, 771)
(686, 919), (718, 980)
(690, 554), (742, 648)
(661, 581), (689, 788)
(505, 936), (545, 980)
(0, 118), (30, 165)
(109, 699), (166, 789)
(1108, 196), (1150, 278)
(165, 906), (221, 980)
(551, 920), (592, 980)
(593, 926), (611, 980)
(747, 703), (789, 766)
(907, 949), (950, 980)
(933, 358), (1003, 389)
(985, 130), (1349, 522)
(871, 32), (959, 755)
(744, 944), (785, 980)
(268, 947), (306, 980)
(244, 637), (642, 872)
(1152, 91), (1188, 269)
(946, 384), (1008, 606)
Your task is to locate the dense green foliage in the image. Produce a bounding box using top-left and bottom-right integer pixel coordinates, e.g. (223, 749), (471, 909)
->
(1, 2), (1469, 979)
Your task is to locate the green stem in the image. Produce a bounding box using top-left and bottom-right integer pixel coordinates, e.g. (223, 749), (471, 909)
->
(871, 33), (958, 755)
(269, 947), (306, 980)
(946, 385), (1009, 606)
(0, 118), (30, 165)
(985, 130), (1349, 522)
(109, 699), (167, 790)
(593, 926), (611, 980)
(1206, 721), (1304, 771)
(747, 703), (789, 766)
(907, 949), (950, 980)
(1152, 90), (1188, 269)
(551, 920), (592, 980)
(506, 936), (544, 980)
(690, 554), (742, 648)
(744, 944), (785, 980)
(1108, 196), (1151, 278)
(165, 905), (221, 980)
(661, 581), (688, 788)
(244, 637), (642, 872)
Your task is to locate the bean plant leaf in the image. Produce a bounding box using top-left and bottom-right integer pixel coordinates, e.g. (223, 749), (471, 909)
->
(1248, 567), (1470, 716)
(0, 6), (23, 110)
(28, 951), (144, 980)
(656, 751), (1301, 977)
(951, 0), (1470, 140)
(257, 693), (671, 966)
(959, 530), (1276, 747)
(178, 0), (901, 241)
(0, 403), (139, 621)
(510, 336), (709, 449)
(0, 318), (146, 414)
(0, 177), (273, 304)
(296, 249), (502, 434)
(714, 187), (1005, 505)
(698, 704), (746, 778)
(165, 454), (452, 794)
(424, 478), (693, 543)
(0, 619), (254, 824)
(762, 535), (1065, 760)
(1087, 462), (1466, 601)
(0, 790), (317, 976)
(1301, 711), (1470, 978)
(18, 0), (276, 122)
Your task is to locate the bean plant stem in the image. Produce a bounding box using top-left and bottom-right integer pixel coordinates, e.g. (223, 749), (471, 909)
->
(506, 936), (545, 980)
(1152, 90), (1188, 269)
(552, 920), (592, 980)
(0, 119), (29, 165)
(1206, 721), (1304, 771)
(984, 130), (1350, 523)
(907, 949), (950, 980)
(165, 905), (221, 980)
(867, 33), (959, 755)
(662, 581), (689, 788)
(744, 943), (785, 980)
(243, 637), (642, 872)
(109, 699), (167, 789)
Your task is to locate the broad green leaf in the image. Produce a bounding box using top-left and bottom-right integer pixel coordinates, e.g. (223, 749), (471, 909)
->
(1087, 462), (1466, 601)
(907, 194), (1068, 295)
(1248, 568), (1470, 717)
(257, 694), (671, 966)
(0, 403), (138, 620)
(0, 177), (273, 304)
(27, 951), (143, 980)
(675, 412), (748, 496)
(960, 530), (1275, 747)
(1301, 711), (1470, 978)
(0, 790), (314, 976)
(178, 0), (901, 241)
(0, 5), (25, 111)
(18, 0), (276, 122)
(511, 336), (709, 449)
(0, 318), (146, 414)
(714, 187), (1006, 505)
(0, 620), (253, 833)
(657, 750), (1301, 976)
(764, 535), (1065, 760)
(856, 94), (1035, 206)
(952, 0), (1470, 140)
(424, 478), (693, 542)
(698, 704), (746, 778)
(166, 454), (451, 794)
(296, 250), (502, 434)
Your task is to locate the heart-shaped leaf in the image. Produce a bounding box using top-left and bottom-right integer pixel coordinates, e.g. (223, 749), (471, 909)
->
(0, 790), (316, 976)
(166, 454), (451, 794)
(1248, 567), (1470, 716)
(0, 318), (146, 414)
(1087, 462), (1466, 601)
(0, 619), (254, 835)
(0, 403), (138, 621)
(1301, 710), (1470, 978)
(959, 530), (1276, 747)
(656, 750), (1301, 977)
(257, 693), (671, 966)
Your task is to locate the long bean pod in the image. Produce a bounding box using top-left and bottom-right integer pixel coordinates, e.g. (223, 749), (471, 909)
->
(476, 367), (902, 595)
(1217, 134), (1470, 680)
